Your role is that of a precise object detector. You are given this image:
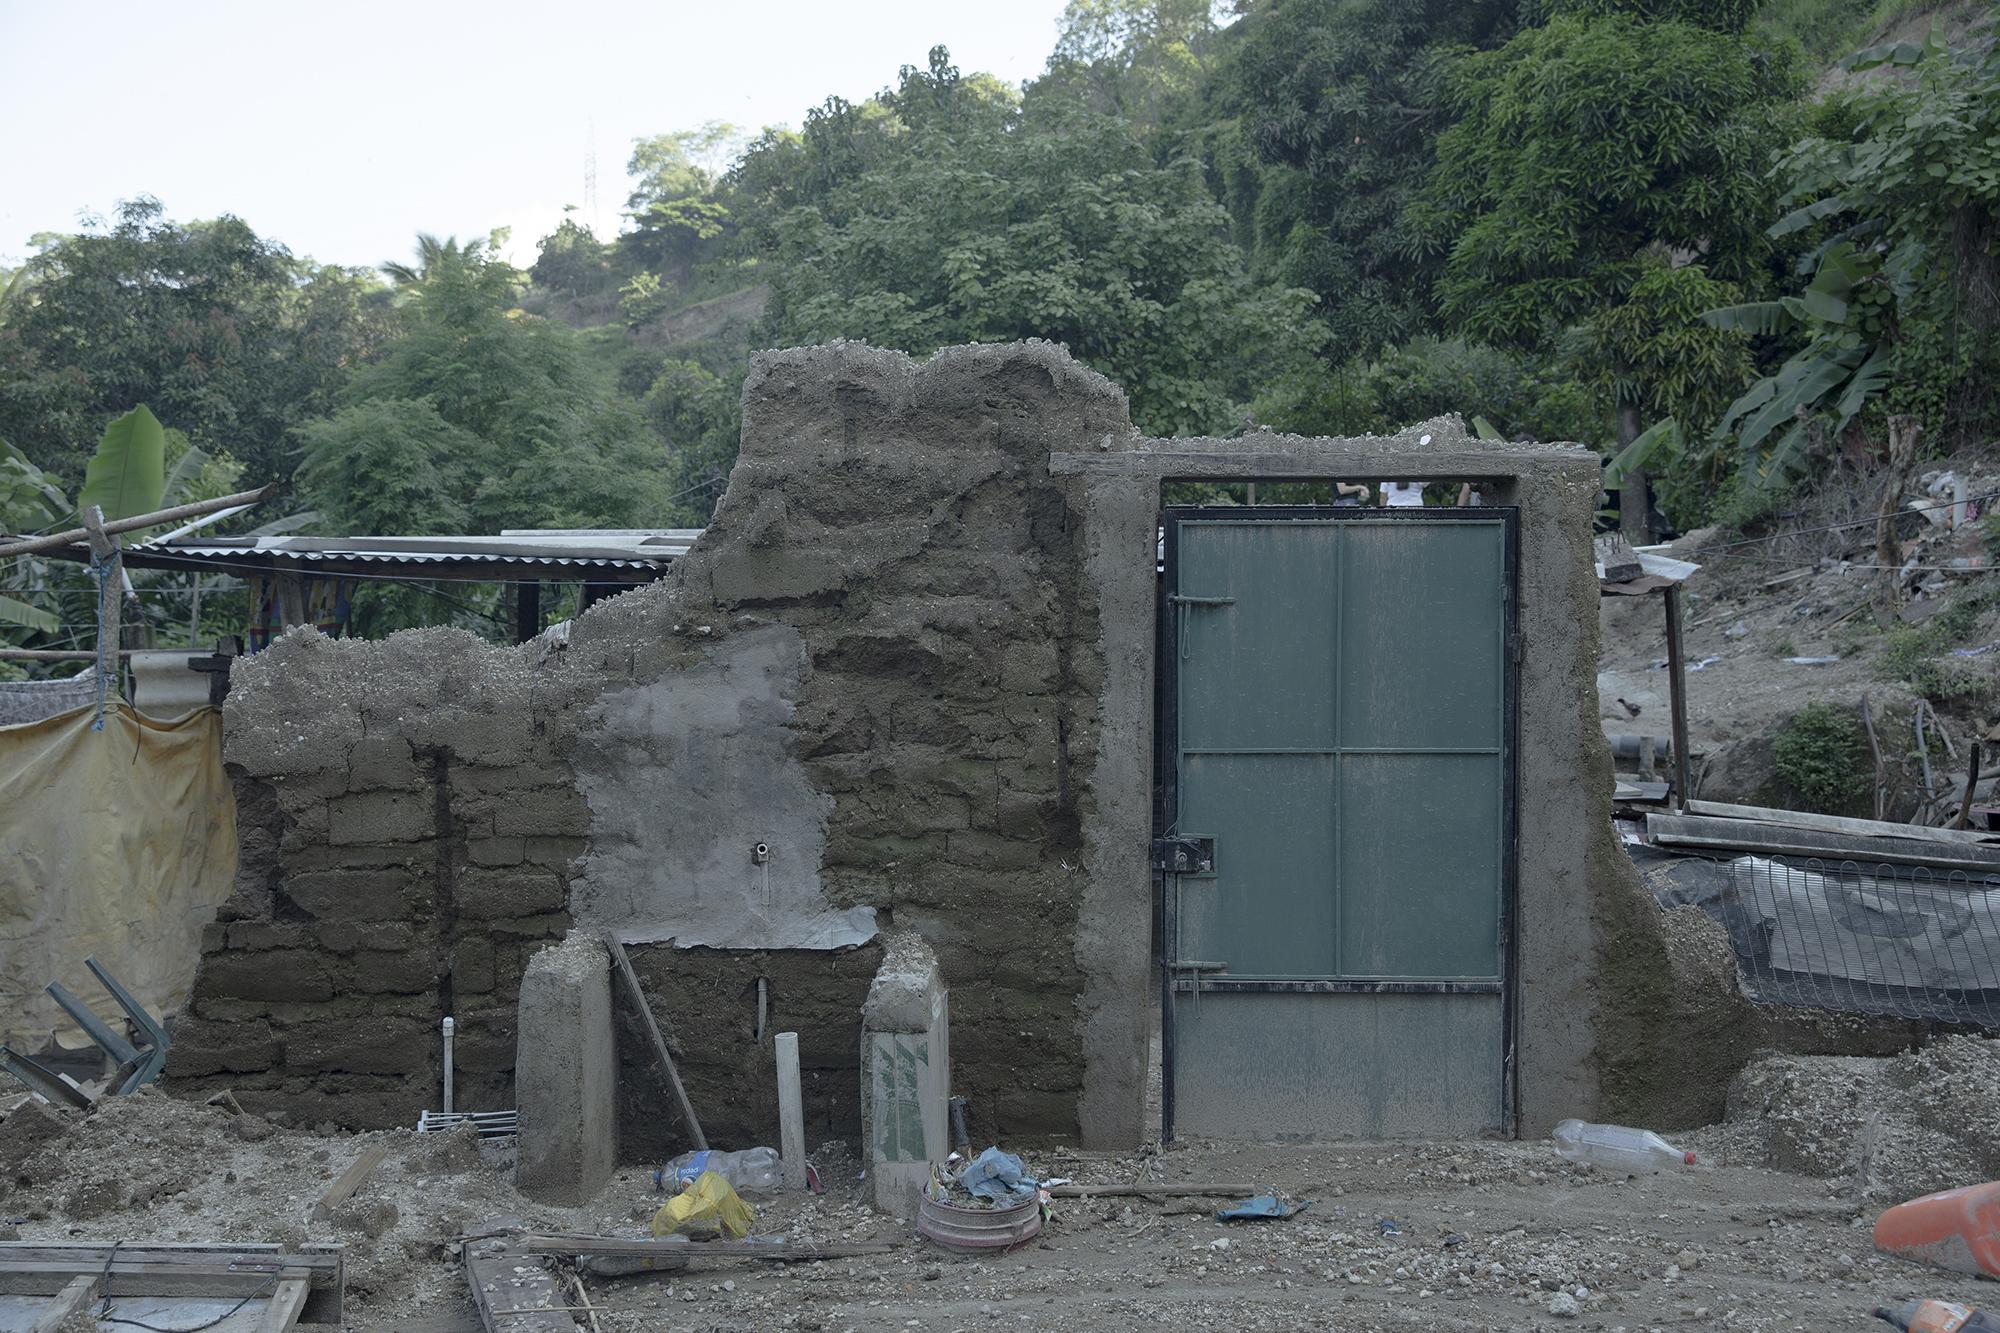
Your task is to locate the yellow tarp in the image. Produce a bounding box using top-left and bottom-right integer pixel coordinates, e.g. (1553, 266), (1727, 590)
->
(0, 702), (237, 1050)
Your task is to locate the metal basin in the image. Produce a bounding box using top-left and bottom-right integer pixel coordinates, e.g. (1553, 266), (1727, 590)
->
(916, 1191), (1043, 1252)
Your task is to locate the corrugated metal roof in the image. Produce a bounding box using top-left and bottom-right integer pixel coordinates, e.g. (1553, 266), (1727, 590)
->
(125, 529), (701, 571)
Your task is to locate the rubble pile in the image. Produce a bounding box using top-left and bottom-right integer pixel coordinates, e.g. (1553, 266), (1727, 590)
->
(1718, 1036), (2000, 1200)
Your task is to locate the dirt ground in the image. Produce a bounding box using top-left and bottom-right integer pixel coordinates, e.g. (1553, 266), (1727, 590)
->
(6, 1049), (2000, 1333)
(1597, 460), (2000, 811)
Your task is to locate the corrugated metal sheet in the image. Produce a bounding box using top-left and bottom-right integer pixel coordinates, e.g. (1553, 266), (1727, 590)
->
(122, 529), (703, 572)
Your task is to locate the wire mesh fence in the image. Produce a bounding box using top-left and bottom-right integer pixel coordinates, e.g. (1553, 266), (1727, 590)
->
(1705, 855), (2000, 1028)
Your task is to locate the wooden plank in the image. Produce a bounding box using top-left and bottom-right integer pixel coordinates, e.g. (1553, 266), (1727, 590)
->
(1646, 813), (2000, 873)
(464, 1217), (578, 1333)
(259, 1278), (311, 1333)
(500, 1234), (897, 1262)
(0, 1243), (341, 1318)
(602, 935), (705, 1150)
(311, 1143), (390, 1221)
(30, 1275), (98, 1333)
(1683, 800), (2000, 847)
(1047, 1182), (1257, 1198)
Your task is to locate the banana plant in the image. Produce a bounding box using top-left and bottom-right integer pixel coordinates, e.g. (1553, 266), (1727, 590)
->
(1702, 21), (1994, 491)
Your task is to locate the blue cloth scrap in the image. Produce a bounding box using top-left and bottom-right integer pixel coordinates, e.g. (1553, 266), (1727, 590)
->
(959, 1147), (1038, 1201)
(1215, 1195), (1310, 1221)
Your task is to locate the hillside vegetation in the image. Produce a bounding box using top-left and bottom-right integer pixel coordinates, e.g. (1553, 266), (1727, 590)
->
(1, 0), (1996, 652)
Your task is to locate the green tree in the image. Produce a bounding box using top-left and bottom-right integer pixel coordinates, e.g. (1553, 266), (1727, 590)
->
(1404, 2), (1799, 529)
(0, 198), (388, 487)
(1038, 0), (1225, 130)
(740, 46), (1321, 436)
(530, 217), (616, 300)
(1204, 0), (1518, 359)
(297, 239), (666, 538)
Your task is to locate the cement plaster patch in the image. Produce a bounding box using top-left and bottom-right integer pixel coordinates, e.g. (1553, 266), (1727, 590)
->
(569, 623), (876, 949)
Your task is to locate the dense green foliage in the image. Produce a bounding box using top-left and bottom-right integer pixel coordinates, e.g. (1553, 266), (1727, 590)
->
(0, 199), (387, 488)
(3, 0), (1996, 653)
(1772, 701), (1874, 810)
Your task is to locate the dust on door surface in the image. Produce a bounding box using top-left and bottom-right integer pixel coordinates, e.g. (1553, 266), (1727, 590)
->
(1160, 508), (1516, 1140)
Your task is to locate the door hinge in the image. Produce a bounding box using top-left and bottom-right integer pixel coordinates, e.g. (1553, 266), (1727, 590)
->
(1152, 836), (1215, 874)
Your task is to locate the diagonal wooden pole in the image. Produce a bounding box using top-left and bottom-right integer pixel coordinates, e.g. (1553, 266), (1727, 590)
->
(602, 934), (706, 1150)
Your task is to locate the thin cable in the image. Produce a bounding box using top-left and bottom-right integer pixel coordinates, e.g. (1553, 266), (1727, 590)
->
(98, 1277), (280, 1332)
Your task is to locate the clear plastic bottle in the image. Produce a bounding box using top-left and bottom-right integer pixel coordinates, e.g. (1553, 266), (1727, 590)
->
(654, 1146), (784, 1194)
(1550, 1119), (1695, 1173)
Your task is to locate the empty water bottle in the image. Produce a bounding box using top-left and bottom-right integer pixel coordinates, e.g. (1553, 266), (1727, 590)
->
(1551, 1119), (1695, 1173)
(654, 1146), (784, 1194)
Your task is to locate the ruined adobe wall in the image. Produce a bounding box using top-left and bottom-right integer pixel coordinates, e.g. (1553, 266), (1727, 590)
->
(168, 342), (1130, 1148)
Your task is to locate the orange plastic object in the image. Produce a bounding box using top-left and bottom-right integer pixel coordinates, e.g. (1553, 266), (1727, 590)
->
(1875, 1182), (2000, 1278)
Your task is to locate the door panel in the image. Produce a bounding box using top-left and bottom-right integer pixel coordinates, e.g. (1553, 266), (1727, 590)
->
(1177, 753), (1338, 978)
(1334, 753), (1503, 979)
(1165, 510), (1514, 1141)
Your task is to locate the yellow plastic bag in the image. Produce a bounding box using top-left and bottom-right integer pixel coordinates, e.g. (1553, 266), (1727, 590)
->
(651, 1170), (756, 1240)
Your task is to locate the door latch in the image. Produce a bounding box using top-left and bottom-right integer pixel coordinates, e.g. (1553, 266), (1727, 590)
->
(1152, 836), (1215, 874)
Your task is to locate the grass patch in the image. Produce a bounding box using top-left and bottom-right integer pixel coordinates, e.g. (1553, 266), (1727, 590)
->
(1876, 585), (1999, 703)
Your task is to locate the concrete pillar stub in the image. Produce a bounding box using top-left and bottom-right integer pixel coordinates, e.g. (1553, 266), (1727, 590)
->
(513, 931), (617, 1204)
(860, 932), (950, 1216)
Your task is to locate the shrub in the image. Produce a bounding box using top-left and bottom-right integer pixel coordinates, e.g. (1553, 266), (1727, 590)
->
(1772, 702), (1872, 812)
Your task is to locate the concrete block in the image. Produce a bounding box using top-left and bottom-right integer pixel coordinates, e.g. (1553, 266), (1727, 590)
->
(514, 932), (617, 1205)
(860, 932), (950, 1216)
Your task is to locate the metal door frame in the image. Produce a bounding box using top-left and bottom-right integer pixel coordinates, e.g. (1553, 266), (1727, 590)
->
(1156, 504), (1521, 1141)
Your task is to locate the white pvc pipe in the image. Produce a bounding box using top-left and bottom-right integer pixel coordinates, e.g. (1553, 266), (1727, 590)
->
(775, 1031), (805, 1190)
(441, 1016), (456, 1115)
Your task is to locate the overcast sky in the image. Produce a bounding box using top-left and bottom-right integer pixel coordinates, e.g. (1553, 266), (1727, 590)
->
(0, 0), (1072, 272)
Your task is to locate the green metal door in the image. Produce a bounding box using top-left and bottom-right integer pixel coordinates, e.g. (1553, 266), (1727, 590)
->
(1162, 509), (1514, 1140)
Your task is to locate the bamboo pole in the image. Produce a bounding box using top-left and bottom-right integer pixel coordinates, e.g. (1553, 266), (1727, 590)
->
(0, 486), (275, 560)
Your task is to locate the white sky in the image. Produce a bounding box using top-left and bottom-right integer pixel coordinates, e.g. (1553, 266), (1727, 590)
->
(0, 0), (1072, 271)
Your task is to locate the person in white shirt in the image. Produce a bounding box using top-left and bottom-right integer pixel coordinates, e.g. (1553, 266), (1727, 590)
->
(1380, 480), (1425, 508)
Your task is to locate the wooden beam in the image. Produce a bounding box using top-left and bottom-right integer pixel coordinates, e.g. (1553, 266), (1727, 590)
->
(0, 648), (144, 661)
(499, 1234), (898, 1262)
(1683, 800), (2000, 847)
(1046, 1182), (1257, 1198)
(259, 1278), (311, 1333)
(0, 486), (276, 560)
(30, 1275), (98, 1333)
(464, 1217), (579, 1333)
(1646, 812), (2000, 872)
(311, 1143), (391, 1221)
(0, 1243), (341, 1319)
(603, 935), (706, 1150)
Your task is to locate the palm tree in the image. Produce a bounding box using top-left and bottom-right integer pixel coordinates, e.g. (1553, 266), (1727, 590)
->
(381, 233), (487, 286)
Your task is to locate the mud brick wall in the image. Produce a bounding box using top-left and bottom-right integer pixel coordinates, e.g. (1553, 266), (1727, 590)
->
(170, 342), (1130, 1147)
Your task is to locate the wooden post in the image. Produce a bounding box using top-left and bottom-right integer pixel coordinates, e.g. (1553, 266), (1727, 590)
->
(79, 506), (121, 700)
(602, 935), (706, 1150)
(1663, 585), (1693, 810)
(1875, 414), (1924, 621)
(774, 1031), (806, 1190)
(515, 581), (542, 644)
